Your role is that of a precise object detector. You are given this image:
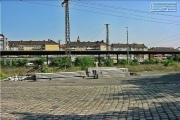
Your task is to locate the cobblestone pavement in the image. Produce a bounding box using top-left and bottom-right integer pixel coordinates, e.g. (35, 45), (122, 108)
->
(1, 72), (180, 120)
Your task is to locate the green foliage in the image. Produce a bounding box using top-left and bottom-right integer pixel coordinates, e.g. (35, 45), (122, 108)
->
(12, 59), (19, 66)
(0, 69), (9, 80)
(41, 65), (53, 73)
(130, 59), (139, 65)
(118, 59), (128, 65)
(0, 58), (29, 67)
(50, 56), (72, 69)
(34, 57), (46, 66)
(103, 58), (114, 67)
(144, 59), (159, 64)
(74, 56), (94, 70)
(162, 59), (177, 66)
(18, 58), (29, 66)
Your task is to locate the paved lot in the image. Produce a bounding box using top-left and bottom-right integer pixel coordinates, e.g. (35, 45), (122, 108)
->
(1, 72), (180, 120)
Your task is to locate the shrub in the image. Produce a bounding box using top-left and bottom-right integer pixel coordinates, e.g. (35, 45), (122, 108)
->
(163, 59), (177, 66)
(41, 65), (53, 73)
(34, 57), (46, 66)
(50, 56), (72, 69)
(130, 59), (139, 65)
(103, 58), (114, 67)
(144, 59), (157, 64)
(18, 58), (29, 66)
(74, 56), (94, 70)
(119, 59), (128, 65)
(12, 59), (19, 66)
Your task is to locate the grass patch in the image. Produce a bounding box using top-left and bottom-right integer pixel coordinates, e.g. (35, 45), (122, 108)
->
(117, 63), (180, 72)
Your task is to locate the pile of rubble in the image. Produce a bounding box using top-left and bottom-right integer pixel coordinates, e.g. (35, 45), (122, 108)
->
(3, 75), (35, 81)
(2, 67), (130, 81)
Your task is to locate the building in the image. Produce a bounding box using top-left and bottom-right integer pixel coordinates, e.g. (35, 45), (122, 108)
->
(111, 43), (148, 62)
(149, 47), (178, 60)
(8, 39), (59, 51)
(8, 41), (20, 51)
(68, 36), (107, 51)
(0, 34), (8, 51)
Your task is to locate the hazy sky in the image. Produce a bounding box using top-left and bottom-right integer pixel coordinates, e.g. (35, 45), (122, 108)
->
(1, 0), (180, 48)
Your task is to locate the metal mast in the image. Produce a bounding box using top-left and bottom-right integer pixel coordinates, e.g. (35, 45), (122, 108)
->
(105, 24), (110, 51)
(126, 27), (129, 65)
(62, 0), (71, 57)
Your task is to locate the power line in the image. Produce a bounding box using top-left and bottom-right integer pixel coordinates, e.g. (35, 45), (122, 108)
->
(18, 0), (180, 25)
(71, 2), (180, 23)
(77, 1), (180, 18)
(70, 7), (180, 25)
(81, 26), (104, 40)
(147, 33), (180, 46)
(90, 26), (104, 40)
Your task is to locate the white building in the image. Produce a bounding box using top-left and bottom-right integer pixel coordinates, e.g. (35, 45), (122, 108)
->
(111, 43), (148, 62)
(0, 34), (8, 51)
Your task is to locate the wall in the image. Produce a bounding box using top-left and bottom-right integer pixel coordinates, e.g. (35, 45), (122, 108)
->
(45, 44), (59, 50)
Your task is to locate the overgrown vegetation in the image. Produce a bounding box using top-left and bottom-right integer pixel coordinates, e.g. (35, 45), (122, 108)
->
(0, 58), (29, 66)
(74, 56), (95, 70)
(50, 56), (72, 69)
(0, 57), (180, 80)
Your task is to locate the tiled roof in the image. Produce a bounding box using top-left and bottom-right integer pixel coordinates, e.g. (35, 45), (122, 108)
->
(8, 40), (58, 47)
(111, 43), (148, 48)
(149, 47), (178, 51)
(69, 40), (106, 47)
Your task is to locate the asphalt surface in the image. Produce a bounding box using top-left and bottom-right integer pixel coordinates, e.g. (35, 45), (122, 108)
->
(1, 72), (180, 120)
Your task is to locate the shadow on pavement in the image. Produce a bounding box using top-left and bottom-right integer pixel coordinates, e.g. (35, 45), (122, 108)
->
(2, 73), (180, 120)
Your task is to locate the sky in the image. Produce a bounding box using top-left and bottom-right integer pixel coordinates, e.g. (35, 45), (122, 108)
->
(1, 0), (180, 48)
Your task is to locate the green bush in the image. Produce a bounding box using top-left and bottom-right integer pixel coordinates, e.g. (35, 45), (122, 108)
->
(18, 58), (29, 66)
(144, 59), (159, 64)
(74, 56), (94, 70)
(50, 56), (72, 69)
(163, 59), (177, 66)
(12, 59), (19, 66)
(118, 59), (128, 65)
(103, 58), (114, 67)
(0, 58), (29, 67)
(41, 65), (53, 73)
(130, 59), (139, 65)
(34, 57), (46, 66)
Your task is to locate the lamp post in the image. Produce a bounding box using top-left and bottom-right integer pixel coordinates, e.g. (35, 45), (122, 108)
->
(58, 39), (62, 51)
(126, 27), (129, 65)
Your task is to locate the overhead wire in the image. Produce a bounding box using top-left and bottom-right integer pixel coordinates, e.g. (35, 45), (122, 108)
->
(18, 0), (180, 46)
(70, 7), (180, 25)
(90, 26), (105, 41)
(70, 2), (180, 23)
(76, 1), (180, 18)
(80, 26), (105, 40)
(147, 33), (180, 46)
(18, 0), (180, 25)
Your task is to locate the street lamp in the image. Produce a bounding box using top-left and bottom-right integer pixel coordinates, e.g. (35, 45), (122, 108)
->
(58, 39), (62, 51)
(126, 27), (129, 65)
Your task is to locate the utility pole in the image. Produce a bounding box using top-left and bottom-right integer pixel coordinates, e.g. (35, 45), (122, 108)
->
(105, 24), (110, 51)
(126, 27), (129, 65)
(62, 0), (71, 57)
(58, 39), (62, 50)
